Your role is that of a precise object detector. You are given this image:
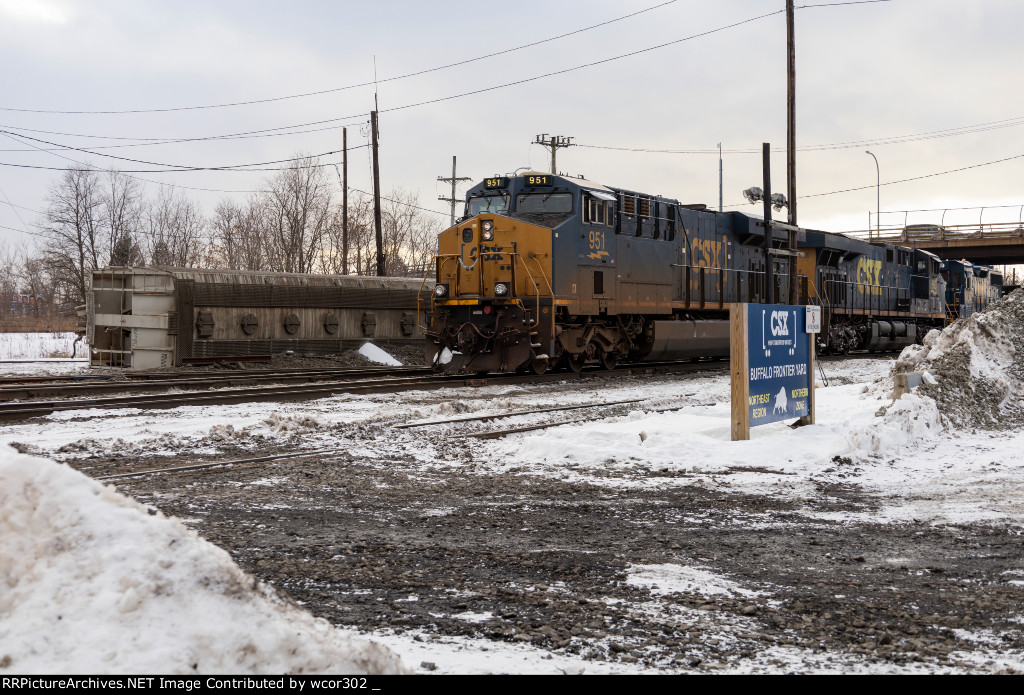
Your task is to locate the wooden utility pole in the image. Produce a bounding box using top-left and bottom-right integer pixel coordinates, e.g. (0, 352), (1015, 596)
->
(370, 110), (384, 276)
(437, 156), (472, 226)
(762, 143), (775, 305)
(342, 127), (349, 275)
(786, 0), (799, 305)
(533, 134), (574, 175)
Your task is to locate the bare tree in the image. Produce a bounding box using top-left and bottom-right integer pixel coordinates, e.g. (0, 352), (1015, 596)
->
(264, 154), (332, 274)
(379, 189), (441, 277)
(322, 197), (373, 275)
(38, 167), (104, 306)
(20, 252), (56, 315)
(210, 197), (268, 271)
(102, 171), (145, 266)
(144, 188), (205, 267)
(0, 240), (19, 321)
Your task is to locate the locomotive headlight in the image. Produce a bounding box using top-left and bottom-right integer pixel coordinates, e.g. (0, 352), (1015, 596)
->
(481, 220), (494, 241)
(433, 283), (449, 298)
(494, 282), (509, 296)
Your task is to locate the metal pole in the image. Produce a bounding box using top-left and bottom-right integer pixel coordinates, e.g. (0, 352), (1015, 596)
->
(718, 143), (723, 213)
(371, 110), (384, 276)
(450, 156), (457, 226)
(866, 151), (879, 239)
(763, 143), (775, 305)
(342, 127), (349, 275)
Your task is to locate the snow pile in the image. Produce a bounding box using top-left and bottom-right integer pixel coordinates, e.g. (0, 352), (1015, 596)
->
(358, 342), (402, 366)
(0, 445), (407, 675)
(262, 412), (324, 435)
(847, 392), (943, 456)
(894, 289), (1024, 429)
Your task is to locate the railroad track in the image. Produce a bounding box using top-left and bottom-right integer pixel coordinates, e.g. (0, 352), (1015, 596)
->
(91, 395), (686, 482)
(0, 361), (726, 422)
(0, 365), (431, 402)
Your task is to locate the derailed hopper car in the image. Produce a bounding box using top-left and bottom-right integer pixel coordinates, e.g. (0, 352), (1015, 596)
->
(87, 267), (427, 369)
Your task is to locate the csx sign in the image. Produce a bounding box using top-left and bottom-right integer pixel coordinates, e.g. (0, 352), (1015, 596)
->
(770, 310), (790, 336)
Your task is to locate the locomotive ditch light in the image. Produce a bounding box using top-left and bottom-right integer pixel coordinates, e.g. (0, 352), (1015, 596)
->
(482, 220), (494, 241)
(434, 283), (449, 298)
(494, 282), (509, 296)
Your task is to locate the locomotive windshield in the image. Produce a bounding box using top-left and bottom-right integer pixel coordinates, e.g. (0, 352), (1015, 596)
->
(516, 192), (572, 214)
(468, 194), (508, 215)
(510, 192), (574, 225)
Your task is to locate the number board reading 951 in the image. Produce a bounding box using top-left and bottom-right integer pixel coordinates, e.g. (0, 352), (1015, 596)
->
(484, 177), (508, 189)
(523, 175), (552, 186)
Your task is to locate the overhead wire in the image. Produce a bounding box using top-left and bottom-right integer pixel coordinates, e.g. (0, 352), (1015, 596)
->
(0, 1), (681, 115)
(0, 7), (787, 149)
(722, 151), (1024, 209)
(0, 130), (360, 172)
(576, 115), (1024, 156)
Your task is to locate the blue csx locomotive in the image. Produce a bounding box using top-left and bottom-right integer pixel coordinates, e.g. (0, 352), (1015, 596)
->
(424, 172), (1000, 373)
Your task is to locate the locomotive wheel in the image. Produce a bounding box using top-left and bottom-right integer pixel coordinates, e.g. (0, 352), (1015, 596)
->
(530, 357), (549, 375)
(600, 351), (618, 370)
(567, 353), (586, 373)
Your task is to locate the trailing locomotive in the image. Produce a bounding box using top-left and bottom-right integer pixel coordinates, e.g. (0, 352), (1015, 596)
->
(940, 259), (1003, 320)
(423, 172), (983, 373)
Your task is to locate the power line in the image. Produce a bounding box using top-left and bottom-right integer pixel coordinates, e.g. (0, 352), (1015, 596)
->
(0, 2), (681, 115)
(349, 187), (448, 218)
(724, 150), (1024, 208)
(0, 129), (356, 171)
(0, 122), (372, 152)
(0, 8), (787, 148)
(800, 152), (1024, 199)
(576, 115), (1024, 156)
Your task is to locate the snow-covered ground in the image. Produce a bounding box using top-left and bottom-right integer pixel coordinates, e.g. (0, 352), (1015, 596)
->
(1, 333), (1023, 673)
(0, 331), (81, 361)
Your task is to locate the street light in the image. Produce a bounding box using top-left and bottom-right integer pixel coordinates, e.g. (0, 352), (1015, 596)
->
(865, 151), (879, 239)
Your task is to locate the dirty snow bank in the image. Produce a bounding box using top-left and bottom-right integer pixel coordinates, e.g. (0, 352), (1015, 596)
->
(0, 445), (406, 675)
(895, 289), (1024, 429)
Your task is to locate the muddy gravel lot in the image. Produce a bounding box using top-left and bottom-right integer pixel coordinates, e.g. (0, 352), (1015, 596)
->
(38, 361), (1024, 674)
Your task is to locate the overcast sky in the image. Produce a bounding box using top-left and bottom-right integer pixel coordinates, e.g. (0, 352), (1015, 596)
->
(2, 0), (1023, 251)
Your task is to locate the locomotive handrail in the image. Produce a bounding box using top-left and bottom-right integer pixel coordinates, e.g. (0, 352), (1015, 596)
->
(821, 277), (912, 316)
(418, 254), (462, 331)
(510, 252), (556, 349)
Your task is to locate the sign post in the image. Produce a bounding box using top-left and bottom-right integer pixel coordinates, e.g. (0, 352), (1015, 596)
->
(731, 303), (819, 441)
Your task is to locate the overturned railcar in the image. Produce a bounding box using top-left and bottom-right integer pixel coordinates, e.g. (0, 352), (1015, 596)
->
(87, 267), (426, 369)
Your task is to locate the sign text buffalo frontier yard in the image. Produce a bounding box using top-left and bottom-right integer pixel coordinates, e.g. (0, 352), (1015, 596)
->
(731, 304), (818, 441)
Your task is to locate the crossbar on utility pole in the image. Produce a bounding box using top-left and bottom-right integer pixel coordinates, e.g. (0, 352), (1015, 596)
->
(534, 134), (574, 175)
(438, 156), (472, 227)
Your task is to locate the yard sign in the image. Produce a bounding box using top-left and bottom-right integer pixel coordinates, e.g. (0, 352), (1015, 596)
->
(731, 303), (816, 441)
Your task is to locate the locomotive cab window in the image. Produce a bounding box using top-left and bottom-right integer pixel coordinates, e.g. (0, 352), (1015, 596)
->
(468, 194), (508, 216)
(515, 192), (572, 215)
(584, 193), (613, 226)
